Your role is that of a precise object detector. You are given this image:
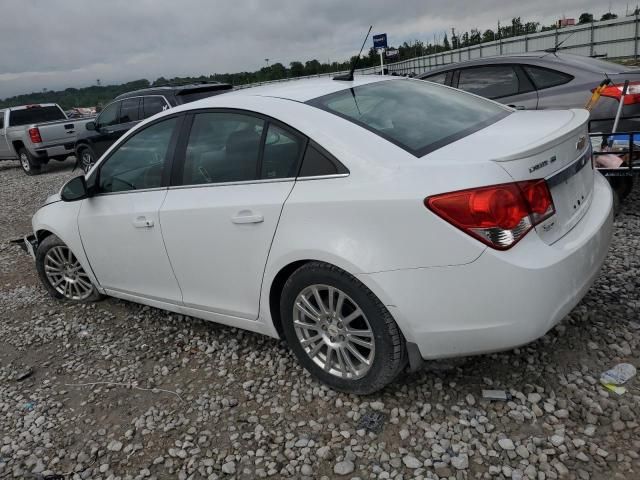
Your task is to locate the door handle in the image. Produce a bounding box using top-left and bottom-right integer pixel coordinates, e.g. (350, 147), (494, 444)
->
(508, 104), (526, 110)
(231, 210), (264, 224)
(132, 216), (154, 228)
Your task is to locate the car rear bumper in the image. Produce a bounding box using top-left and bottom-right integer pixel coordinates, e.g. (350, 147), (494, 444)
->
(358, 172), (614, 360)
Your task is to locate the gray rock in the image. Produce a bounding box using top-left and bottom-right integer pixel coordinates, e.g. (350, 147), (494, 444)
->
(333, 460), (355, 476)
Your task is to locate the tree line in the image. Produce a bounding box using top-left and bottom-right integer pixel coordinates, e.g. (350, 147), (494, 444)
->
(0, 10), (623, 110)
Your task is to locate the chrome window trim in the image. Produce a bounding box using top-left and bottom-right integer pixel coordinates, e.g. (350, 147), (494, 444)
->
(165, 173), (350, 190)
(91, 186), (167, 197)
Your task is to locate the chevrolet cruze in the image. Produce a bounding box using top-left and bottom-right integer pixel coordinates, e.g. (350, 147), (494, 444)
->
(20, 76), (613, 393)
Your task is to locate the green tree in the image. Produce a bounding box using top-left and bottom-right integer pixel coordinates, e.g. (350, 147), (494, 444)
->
(601, 12), (618, 20)
(443, 33), (450, 50)
(578, 12), (594, 24)
(289, 61), (304, 77)
(304, 59), (322, 75)
(482, 29), (495, 42)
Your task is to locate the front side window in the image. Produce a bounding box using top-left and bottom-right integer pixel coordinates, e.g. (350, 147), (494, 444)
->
(120, 98), (141, 123)
(97, 101), (120, 128)
(182, 112), (264, 185)
(97, 117), (177, 193)
(457, 66), (520, 99)
(307, 79), (509, 157)
(523, 65), (573, 89)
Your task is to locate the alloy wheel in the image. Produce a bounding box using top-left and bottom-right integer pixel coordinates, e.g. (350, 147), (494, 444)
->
(293, 284), (375, 379)
(81, 150), (93, 172)
(20, 153), (30, 172)
(44, 246), (94, 300)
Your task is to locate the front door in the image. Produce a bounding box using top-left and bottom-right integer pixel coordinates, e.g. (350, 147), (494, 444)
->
(160, 111), (305, 319)
(79, 115), (183, 303)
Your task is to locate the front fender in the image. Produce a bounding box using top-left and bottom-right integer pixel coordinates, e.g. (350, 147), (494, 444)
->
(32, 200), (104, 293)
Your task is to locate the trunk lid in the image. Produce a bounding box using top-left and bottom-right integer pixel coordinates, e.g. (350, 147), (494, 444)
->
(487, 109), (593, 245)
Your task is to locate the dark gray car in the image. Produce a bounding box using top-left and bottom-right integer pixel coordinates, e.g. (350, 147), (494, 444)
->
(418, 52), (640, 132)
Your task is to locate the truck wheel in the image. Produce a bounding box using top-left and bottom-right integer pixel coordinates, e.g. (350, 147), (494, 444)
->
(18, 148), (42, 175)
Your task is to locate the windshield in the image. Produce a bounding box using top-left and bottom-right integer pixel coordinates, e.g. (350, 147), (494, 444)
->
(9, 106), (65, 127)
(307, 79), (510, 157)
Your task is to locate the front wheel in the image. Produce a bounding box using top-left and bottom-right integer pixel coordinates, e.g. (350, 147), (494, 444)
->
(18, 148), (41, 175)
(35, 235), (102, 302)
(280, 262), (406, 394)
(77, 146), (96, 173)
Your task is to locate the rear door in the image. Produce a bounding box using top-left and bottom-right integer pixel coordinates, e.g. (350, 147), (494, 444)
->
(160, 110), (305, 319)
(455, 65), (539, 109)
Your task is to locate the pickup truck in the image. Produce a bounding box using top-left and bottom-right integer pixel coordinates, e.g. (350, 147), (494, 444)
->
(0, 103), (94, 175)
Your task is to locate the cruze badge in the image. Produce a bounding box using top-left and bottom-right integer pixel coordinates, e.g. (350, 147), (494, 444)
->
(529, 155), (556, 174)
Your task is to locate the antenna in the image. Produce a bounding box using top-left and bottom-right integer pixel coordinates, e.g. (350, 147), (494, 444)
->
(544, 30), (577, 54)
(333, 25), (373, 81)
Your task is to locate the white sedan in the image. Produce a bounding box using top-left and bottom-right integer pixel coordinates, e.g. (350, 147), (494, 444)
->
(23, 76), (613, 394)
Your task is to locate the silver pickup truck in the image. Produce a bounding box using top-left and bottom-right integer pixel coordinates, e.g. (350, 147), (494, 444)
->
(0, 103), (94, 175)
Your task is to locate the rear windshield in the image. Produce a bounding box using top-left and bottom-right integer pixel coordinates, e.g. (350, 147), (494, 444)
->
(177, 86), (233, 104)
(9, 106), (65, 127)
(307, 79), (510, 157)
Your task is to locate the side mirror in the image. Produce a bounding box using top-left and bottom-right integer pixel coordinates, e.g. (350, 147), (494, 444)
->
(61, 175), (90, 202)
(86, 121), (96, 131)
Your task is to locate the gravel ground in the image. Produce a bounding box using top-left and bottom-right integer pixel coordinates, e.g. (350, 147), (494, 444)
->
(0, 158), (638, 480)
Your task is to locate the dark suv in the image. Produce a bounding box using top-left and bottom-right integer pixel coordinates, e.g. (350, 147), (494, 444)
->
(74, 82), (232, 170)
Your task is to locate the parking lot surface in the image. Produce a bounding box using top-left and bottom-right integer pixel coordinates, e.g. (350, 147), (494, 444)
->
(0, 160), (638, 480)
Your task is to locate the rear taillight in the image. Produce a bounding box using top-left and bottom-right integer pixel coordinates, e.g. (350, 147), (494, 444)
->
(28, 127), (42, 143)
(425, 180), (555, 250)
(598, 81), (640, 105)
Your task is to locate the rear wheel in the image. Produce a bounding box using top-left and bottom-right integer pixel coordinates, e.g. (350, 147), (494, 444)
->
(36, 235), (102, 302)
(18, 148), (41, 175)
(280, 262), (406, 394)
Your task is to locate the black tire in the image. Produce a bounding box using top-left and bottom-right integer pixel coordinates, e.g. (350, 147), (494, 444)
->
(76, 146), (96, 173)
(18, 148), (42, 176)
(35, 235), (103, 303)
(280, 262), (407, 394)
(608, 176), (634, 204)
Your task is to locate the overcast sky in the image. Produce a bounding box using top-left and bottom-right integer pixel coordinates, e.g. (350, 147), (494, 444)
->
(0, 0), (630, 99)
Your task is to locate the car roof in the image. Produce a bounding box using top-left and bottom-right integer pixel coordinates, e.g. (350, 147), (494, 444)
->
(115, 82), (232, 100)
(420, 51), (631, 76)
(200, 75), (394, 103)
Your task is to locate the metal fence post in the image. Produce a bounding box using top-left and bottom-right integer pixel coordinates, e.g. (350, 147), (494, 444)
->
(635, 13), (639, 60)
(590, 21), (595, 57)
(525, 35), (528, 52)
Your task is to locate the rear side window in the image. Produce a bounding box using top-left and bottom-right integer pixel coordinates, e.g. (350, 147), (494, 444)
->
(181, 112), (264, 185)
(307, 79), (509, 157)
(143, 97), (168, 118)
(9, 106), (66, 127)
(120, 98), (141, 123)
(299, 143), (347, 177)
(457, 66), (520, 99)
(523, 66), (573, 89)
(0, 115), (4, 129)
(261, 124), (304, 179)
(423, 72), (448, 84)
